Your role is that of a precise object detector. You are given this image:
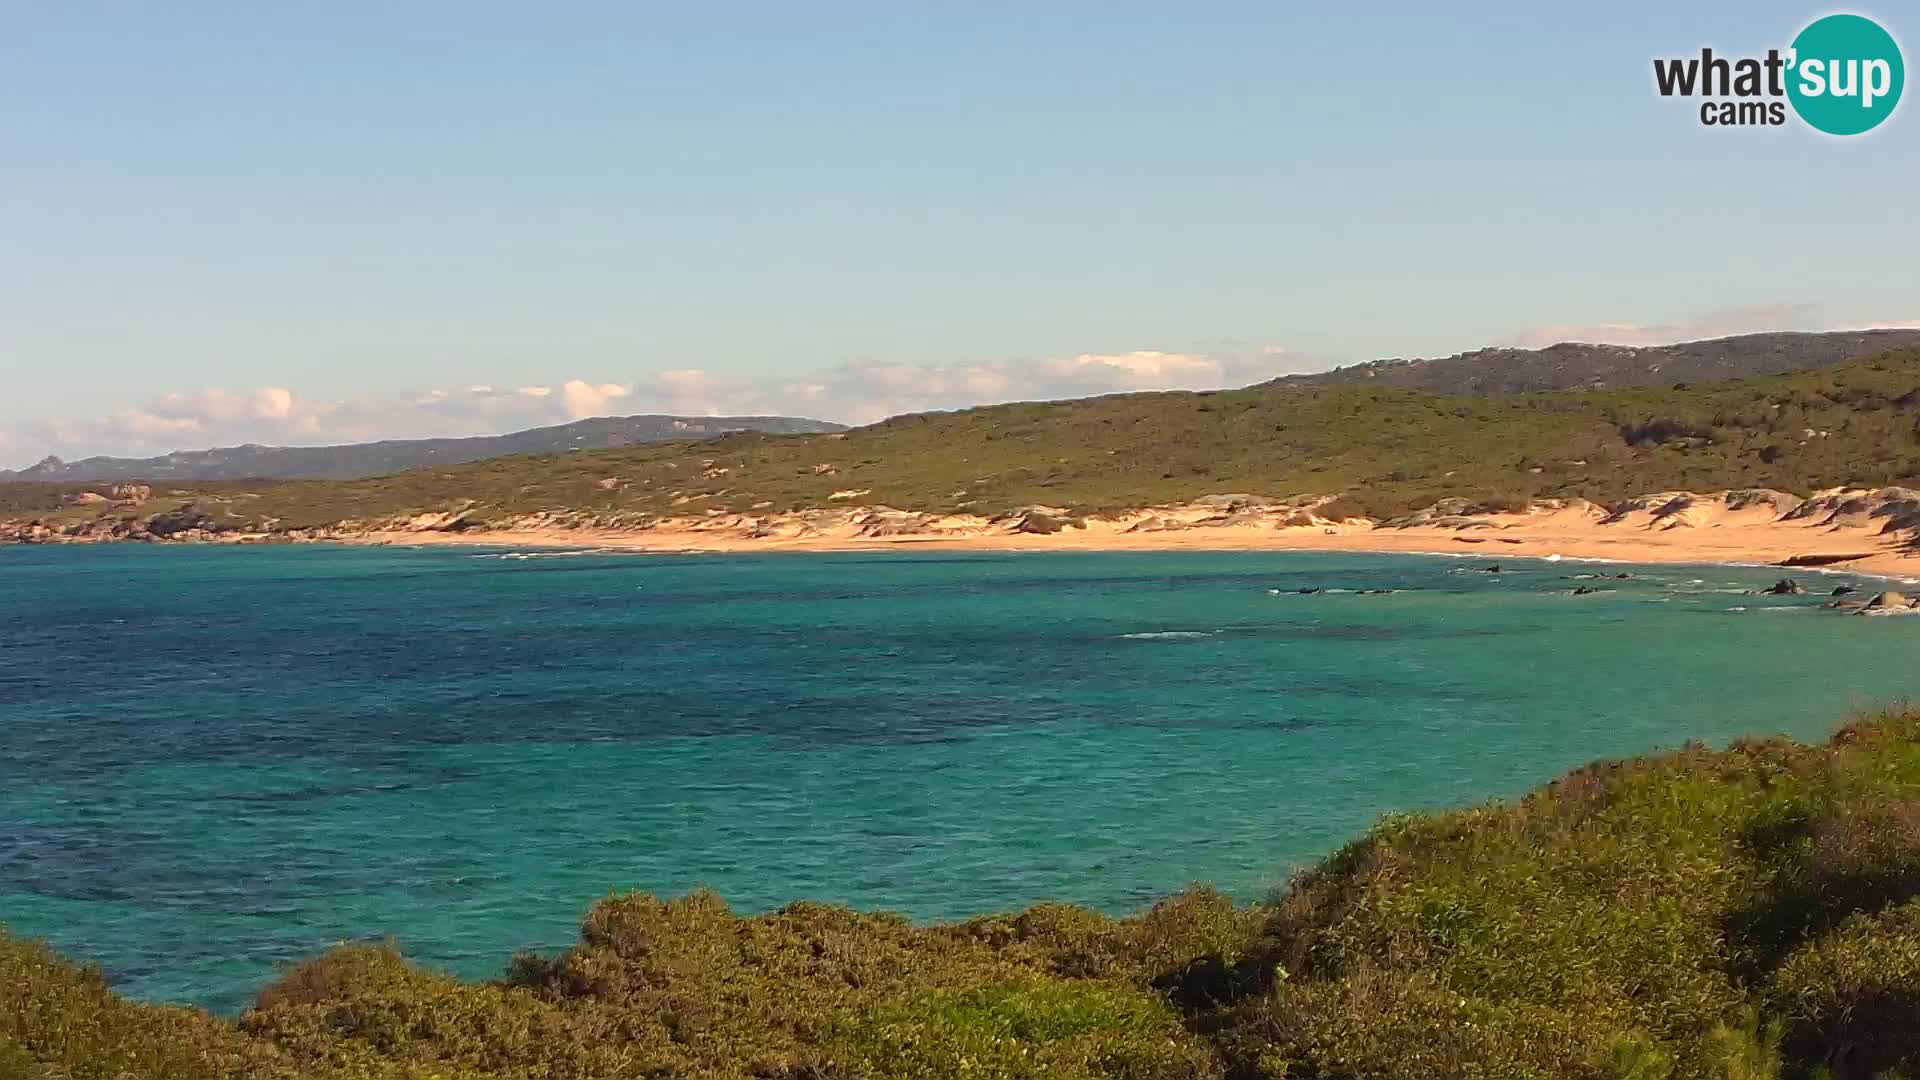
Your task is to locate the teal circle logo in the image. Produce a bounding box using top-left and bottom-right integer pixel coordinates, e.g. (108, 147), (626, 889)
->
(1787, 13), (1904, 135)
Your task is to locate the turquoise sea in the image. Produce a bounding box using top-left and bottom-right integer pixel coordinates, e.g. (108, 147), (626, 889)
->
(1, 543), (1916, 1012)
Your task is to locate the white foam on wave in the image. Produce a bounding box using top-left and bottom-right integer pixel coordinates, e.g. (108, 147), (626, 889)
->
(1118, 631), (1217, 640)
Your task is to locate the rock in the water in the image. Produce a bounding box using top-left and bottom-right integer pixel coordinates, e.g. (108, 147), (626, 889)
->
(1482, 564), (1502, 574)
(1832, 584), (1859, 596)
(1765, 579), (1807, 595)
(1571, 585), (1601, 595)
(1866, 590), (1911, 609)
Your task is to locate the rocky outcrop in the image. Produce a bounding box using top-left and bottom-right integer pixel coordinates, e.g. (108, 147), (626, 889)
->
(851, 509), (945, 538)
(1600, 493), (1686, 526)
(1010, 511), (1070, 535)
(398, 506), (482, 532)
(6, 485), (1920, 559)
(1827, 590), (1920, 614)
(1781, 487), (1920, 527)
(1724, 489), (1803, 514)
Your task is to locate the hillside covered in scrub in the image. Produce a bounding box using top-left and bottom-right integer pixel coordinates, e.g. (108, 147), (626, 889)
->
(8, 708), (1920, 1079)
(4, 347), (1920, 544)
(1275, 329), (1920, 396)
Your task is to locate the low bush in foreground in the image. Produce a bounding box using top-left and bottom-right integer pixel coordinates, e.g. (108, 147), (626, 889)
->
(8, 709), (1920, 1078)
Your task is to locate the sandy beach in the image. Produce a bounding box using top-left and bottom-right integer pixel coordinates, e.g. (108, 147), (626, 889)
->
(353, 491), (1920, 583)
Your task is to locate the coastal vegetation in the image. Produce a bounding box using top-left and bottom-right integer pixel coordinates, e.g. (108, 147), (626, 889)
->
(8, 706), (1920, 1078)
(4, 348), (1918, 541)
(1273, 328), (1920, 396)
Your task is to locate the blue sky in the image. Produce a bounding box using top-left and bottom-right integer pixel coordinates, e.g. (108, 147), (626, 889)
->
(2, 1), (1915, 464)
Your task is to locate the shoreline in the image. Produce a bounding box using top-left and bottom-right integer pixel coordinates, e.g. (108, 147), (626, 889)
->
(348, 511), (1920, 584)
(11, 489), (1920, 584)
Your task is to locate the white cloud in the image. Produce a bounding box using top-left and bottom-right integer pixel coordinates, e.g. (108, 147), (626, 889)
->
(731, 347), (1316, 426)
(112, 409), (204, 438)
(1829, 319), (1920, 332)
(2, 344), (1318, 465)
(35, 306), (1912, 468)
(1502, 303), (1920, 350)
(252, 387), (296, 420)
(1505, 304), (1825, 349)
(559, 379), (632, 419)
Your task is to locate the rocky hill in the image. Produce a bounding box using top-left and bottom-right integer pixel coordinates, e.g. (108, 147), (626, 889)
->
(1277, 329), (1920, 395)
(6, 345), (1920, 554)
(0, 413), (845, 483)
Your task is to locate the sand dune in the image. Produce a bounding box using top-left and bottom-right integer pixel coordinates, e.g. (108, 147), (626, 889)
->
(356, 488), (1920, 582)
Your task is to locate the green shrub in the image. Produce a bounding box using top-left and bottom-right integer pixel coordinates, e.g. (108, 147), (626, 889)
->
(0, 930), (288, 1079)
(841, 977), (1217, 1079)
(11, 710), (1920, 1079)
(1312, 495), (1375, 522)
(1217, 966), (1638, 1080)
(242, 942), (663, 1077)
(1768, 898), (1920, 1078)
(955, 887), (1261, 990)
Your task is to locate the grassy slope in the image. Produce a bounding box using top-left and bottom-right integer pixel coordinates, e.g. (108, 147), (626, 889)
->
(1276, 329), (1920, 395)
(2, 350), (1918, 534)
(0, 481), (266, 516)
(99, 347), (1915, 533)
(9, 708), (1920, 1079)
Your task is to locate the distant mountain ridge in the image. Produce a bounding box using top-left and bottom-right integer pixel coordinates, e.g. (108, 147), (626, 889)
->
(10, 329), (1917, 484)
(0, 414), (845, 483)
(1275, 329), (1920, 394)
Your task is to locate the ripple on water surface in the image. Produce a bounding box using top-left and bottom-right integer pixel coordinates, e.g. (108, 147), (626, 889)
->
(1, 543), (1916, 1010)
